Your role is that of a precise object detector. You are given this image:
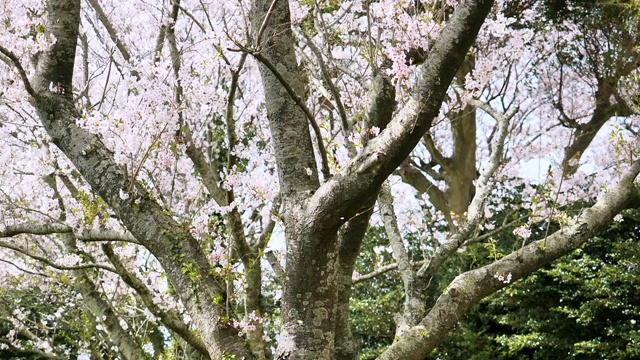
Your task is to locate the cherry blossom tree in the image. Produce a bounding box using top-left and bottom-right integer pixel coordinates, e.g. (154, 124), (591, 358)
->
(0, 0), (638, 359)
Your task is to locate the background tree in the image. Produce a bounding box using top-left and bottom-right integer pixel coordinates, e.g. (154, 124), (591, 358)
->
(431, 209), (640, 360)
(0, 0), (638, 359)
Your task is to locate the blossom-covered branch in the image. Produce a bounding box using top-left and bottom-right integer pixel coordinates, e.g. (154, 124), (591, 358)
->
(0, 240), (116, 273)
(101, 243), (210, 359)
(0, 45), (37, 98)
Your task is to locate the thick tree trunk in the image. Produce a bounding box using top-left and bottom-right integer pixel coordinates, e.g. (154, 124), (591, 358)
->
(445, 59), (478, 218)
(333, 67), (397, 358)
(249, 0), (494, 358)
(561, 84), (616, 176)
(250, 0), (341, 358)
(405, 57), (477, 226)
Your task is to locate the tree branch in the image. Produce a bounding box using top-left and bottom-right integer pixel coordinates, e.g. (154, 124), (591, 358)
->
(422, 132), (450, 171)
(256, 193), (282, 250)
(29, 1), (252, 356)
(560, 83), (616, 176)
(101, 243), (211, 359)
(396, 161), (448, 217)
(379, 159), (640, 360)
(0, 222), (71, 237)
(0, 258), (48, 277)
(0, 222), (138, 243)
(245, 49), (332, 180)
(304, 0), (495, 234)
(0, 45), (37, 98)
(61, 235), (150, 360)
(265, 250), (285, 280)
(379, 183), (413, 285)
(85, 0), (132, 63)
(0, 339), (66, 360)
(299, 30), (350, 132)
(0, 239), (117, 273)
(352, 260), (426, 284)
(418, 99), (514, 278)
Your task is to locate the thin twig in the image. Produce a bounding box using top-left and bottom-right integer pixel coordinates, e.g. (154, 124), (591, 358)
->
(0, 258), (48, 277)
(352, 260), (425, 284)
(257, 193), (282, 250)
(244, 48), (331, 179)
(254, 0), (279, 47)
(299, 31), (350, 132)
(0, 240), (117, 273)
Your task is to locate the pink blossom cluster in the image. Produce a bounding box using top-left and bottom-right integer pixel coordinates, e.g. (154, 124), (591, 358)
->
(494, 272), (513, 284)
(232, 311), (269, 341)
(513, 226), (532, 240)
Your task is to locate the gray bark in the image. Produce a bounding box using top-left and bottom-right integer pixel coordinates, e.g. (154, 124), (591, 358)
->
(28, 0), (253, 358)
(377, 161), (640, 360)
(333, 64), (397, 359)
(334, 201), (375, 360)
(243, 251), (269, 359)
(251, 0), (494, 358)
(560, 82), (631, 176)
(379, 183), (429, 336)
(251, 0), (338, 358)
(300, 0), (493, 234)
(63, 235), (150, 360)
(400, 57), (477, 228)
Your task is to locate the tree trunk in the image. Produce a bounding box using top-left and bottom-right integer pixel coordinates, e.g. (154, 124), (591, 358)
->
(249, 0), (495, 358)
(251, 0), (341, 357)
